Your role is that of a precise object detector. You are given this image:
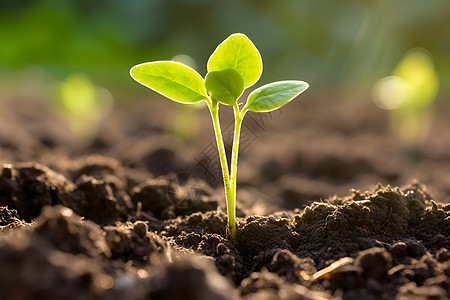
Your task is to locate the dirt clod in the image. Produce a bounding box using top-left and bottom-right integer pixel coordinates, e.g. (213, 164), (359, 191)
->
(355, 247), (393, 279)
(2, 99), (450, 299)
(145, 254), (232, 300)
(390, 242), (408, 257)
(34, 205), (110, 258)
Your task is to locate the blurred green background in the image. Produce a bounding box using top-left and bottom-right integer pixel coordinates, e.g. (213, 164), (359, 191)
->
(1, 0), (449, 102)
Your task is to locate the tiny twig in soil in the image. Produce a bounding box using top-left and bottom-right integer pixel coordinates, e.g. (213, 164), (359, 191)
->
(382, 206), (392, 228)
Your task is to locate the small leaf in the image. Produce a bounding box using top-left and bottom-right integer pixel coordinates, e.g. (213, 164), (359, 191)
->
(245, 81), (309, 112)
(207, 33), (262, 89)
(130, 61), (207, 104)
(205, 69), (244, 106)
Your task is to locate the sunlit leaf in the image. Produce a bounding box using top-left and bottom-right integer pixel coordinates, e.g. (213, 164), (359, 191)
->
(207, 33), (262, 89)
(245, 81), (309, 112)
(205, 69), (244, 106)
(130, 61), (207, 104)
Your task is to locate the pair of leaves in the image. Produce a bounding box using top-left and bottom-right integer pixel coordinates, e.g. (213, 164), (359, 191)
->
(130, 33), (308, 112)
(205, 33), (262, 105)
(130, 33), (258, 106)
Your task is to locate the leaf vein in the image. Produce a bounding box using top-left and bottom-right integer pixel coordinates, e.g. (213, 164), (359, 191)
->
(149, 74), (206, 99)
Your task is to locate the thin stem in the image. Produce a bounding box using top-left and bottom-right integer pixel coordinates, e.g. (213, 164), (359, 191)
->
(228, 104), (247, 238)
(207, 101), (234, 236)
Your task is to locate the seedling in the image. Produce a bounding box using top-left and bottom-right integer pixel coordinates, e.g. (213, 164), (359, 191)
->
(130, 33), (309, 238)
(372, 48), (439, 157)
(55, 74), (113, 142)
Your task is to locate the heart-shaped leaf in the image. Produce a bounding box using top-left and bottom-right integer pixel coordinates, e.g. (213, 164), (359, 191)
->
(245, 81), (309, 112)
(205, 69), (244, 106)
(130, 61), (207, 104)
(207, 33), (262, 89)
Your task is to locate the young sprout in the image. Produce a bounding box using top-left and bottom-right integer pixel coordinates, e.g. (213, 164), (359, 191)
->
(130, 33), (309, 238)
(372, 48), (439, 157)
(55, 74), (113, 142)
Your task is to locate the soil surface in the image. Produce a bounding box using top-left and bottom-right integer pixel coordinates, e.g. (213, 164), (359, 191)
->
(1, 96), (449, 299)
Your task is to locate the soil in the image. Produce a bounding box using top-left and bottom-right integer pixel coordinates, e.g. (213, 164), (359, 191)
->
(1, 96), (450, 299)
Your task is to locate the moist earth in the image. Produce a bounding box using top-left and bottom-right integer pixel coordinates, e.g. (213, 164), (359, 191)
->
(0, 99), (449, 299)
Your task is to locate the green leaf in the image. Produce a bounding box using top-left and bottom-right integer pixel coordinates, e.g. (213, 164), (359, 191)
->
(205, 69), (244, 106)
(245, 81), (309, 112)
(130, 61), (207, 104)
(207, 33), (262, 89)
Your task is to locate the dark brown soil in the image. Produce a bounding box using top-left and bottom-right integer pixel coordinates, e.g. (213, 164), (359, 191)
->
(1, 97), (449, 299)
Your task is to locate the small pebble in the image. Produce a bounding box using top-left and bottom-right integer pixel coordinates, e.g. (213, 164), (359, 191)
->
(436, 248), (450, 262)
(133, 222), (148, 237)
(355, 247), (392, 279)
(1, 164), (13, 178)
(407, 241), (422, 257)
(216, 243), (229, 255)
(390, 242), (407, 257)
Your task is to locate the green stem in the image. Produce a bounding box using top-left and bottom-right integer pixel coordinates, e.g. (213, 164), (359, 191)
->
(229, 104), (247, 238)
(207, 101), (234, 237)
